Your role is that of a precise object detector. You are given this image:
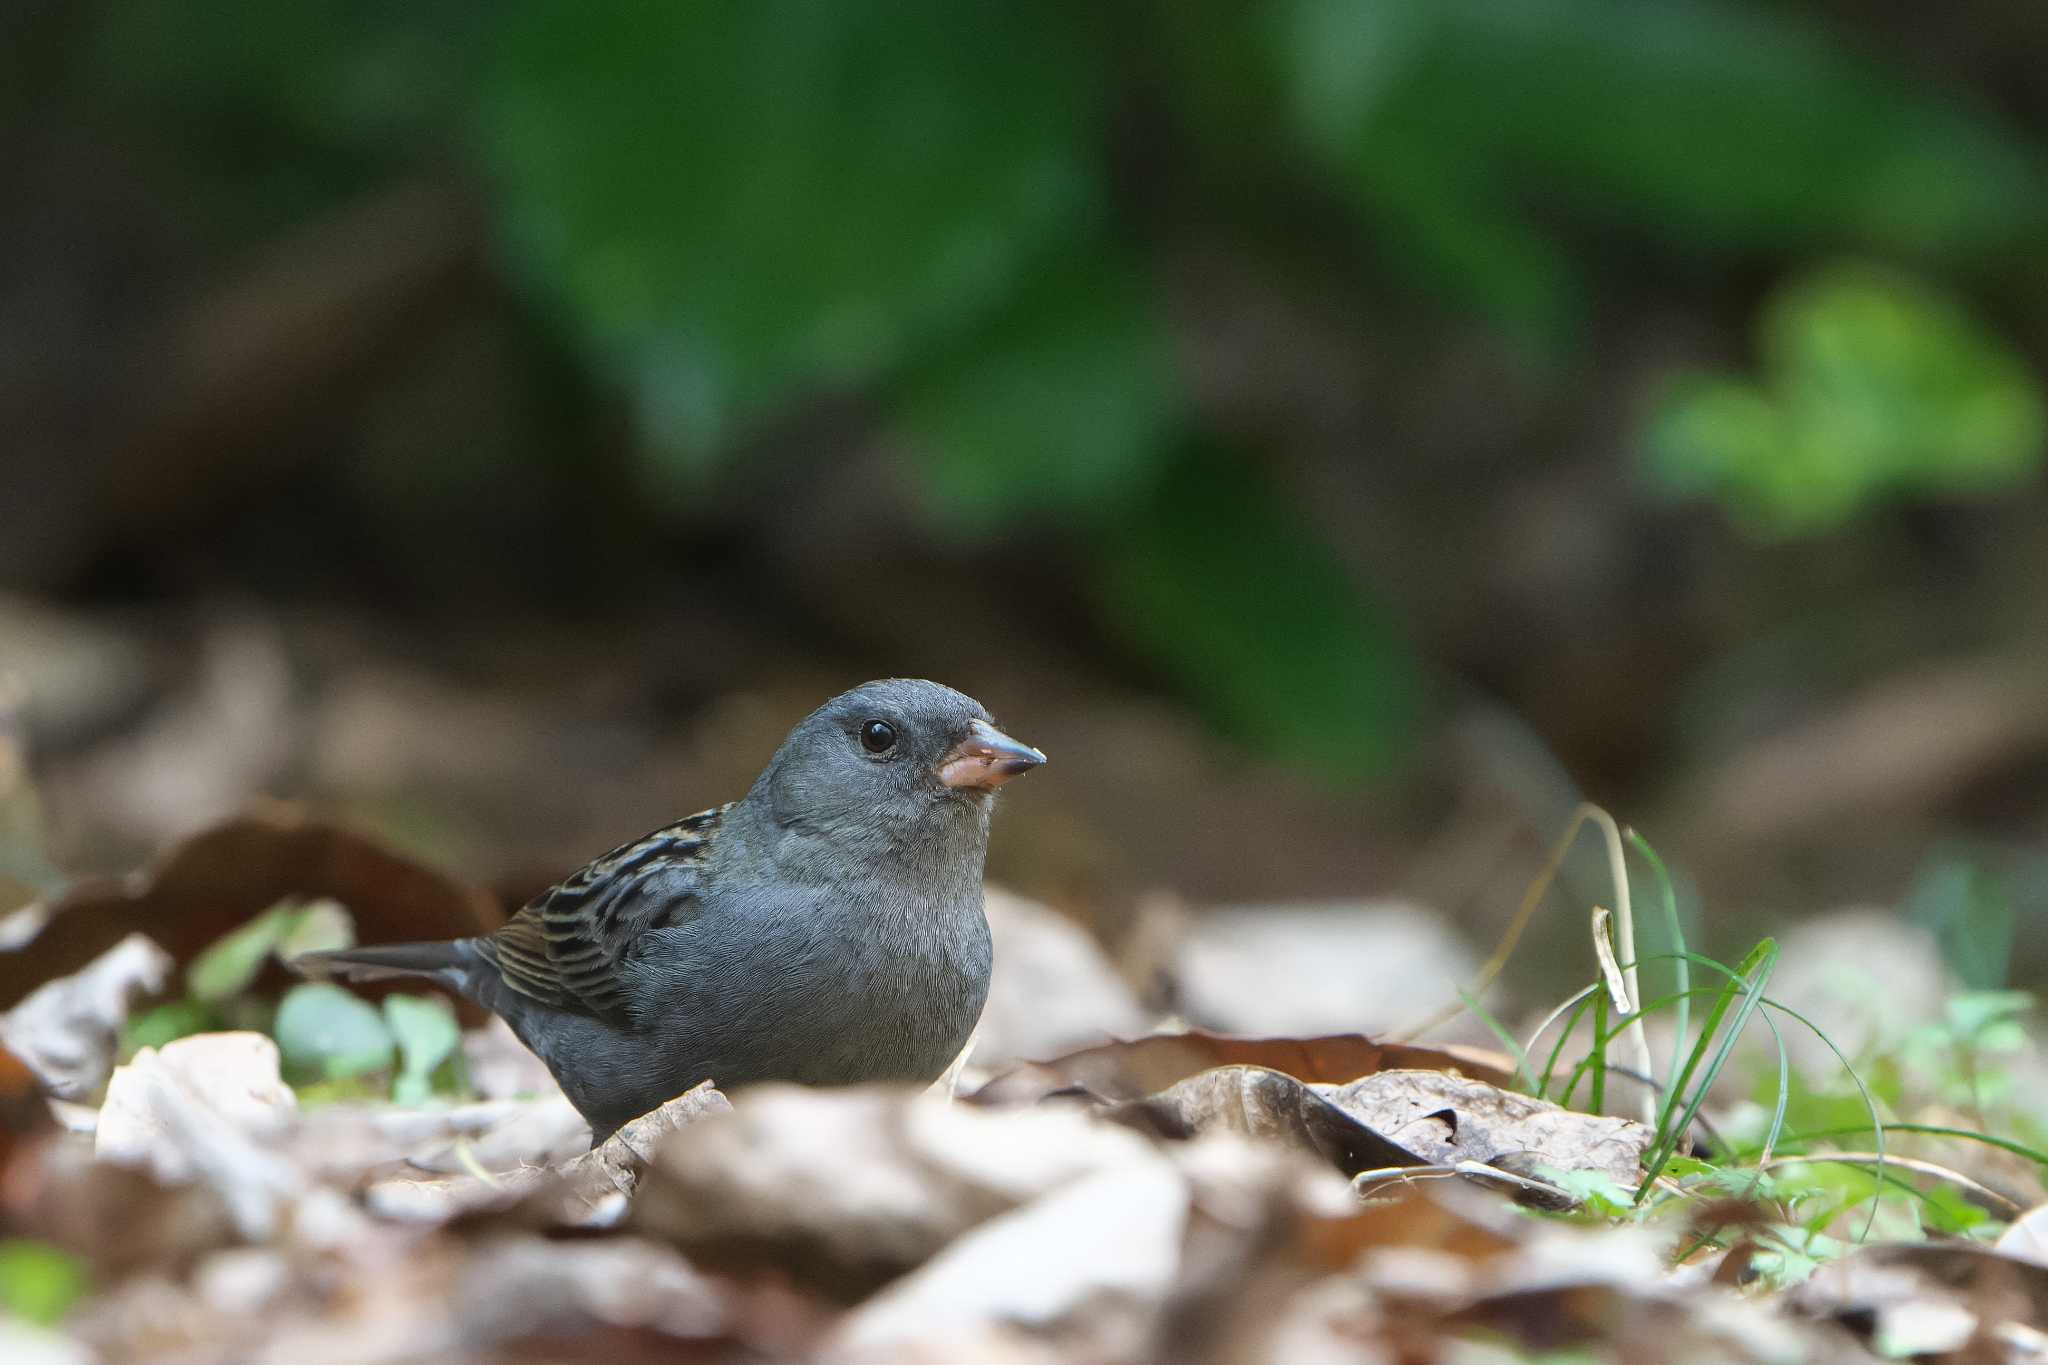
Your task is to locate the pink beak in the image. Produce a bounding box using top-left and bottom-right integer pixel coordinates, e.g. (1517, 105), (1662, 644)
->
(937, 719), (1046, 791)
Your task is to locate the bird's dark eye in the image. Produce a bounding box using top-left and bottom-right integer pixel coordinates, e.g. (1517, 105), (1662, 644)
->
(860, 720), (897, 754)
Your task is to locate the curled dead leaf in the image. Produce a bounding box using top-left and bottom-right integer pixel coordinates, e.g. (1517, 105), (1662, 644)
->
(973, 1029), (1514, 1106)
(1101, 1065), (1423, 1178)
(1324, 1070), (1652, 1192)
(0, 799), (501, 1014)
(0, 933), (172, 1098)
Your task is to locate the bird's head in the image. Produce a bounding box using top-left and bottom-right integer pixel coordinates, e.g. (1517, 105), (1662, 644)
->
(752, 678), (1045, 872)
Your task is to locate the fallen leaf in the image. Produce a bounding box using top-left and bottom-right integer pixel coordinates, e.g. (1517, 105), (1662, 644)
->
(1323, 1071), (1653, 1192)
(1102, 1065), (1423, 1178)
(974, 1029), (1513, 1106)
(1171, 901), (1485, 1039)
(975, 888), (1149, 1069)
(0, 800), (500, 1013)
(16, 1139), (240, 1280)
(452, 1233), (730, 1347)
(629, 1085), (1158, 1298)
(1795, 1242), (2048, 1352)
(461, 1015), (562, 1101)
(2000, 1201), (2048, 1269)
(0, 934), (173, 1098)
(94, 1032), (304, 1238)
(831, 1157), (1188, 1359)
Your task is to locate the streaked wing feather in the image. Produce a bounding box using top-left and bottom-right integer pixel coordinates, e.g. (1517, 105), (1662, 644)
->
(477, 804), (728, 1020)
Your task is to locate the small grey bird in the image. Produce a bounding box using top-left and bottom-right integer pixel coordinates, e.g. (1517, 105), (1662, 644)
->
(295, 679), (1043, 1142)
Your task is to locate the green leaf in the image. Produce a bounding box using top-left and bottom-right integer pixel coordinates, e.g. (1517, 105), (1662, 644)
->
(94, 1), (482, 147)
(479, 0), (1101, 459)
(187, 906), (292, 1004)
(274, 983), (395, 1082)
(276, 899), (357, 961)
(1540, 1168), (1637, 1217)
(900, 253), (1180, 532)
(0, 1240), (88, 1327)
(1944, 990), (2036, 1043)
(1280, 0), (2048, 335)
(188, 899), (358, 1004)
(1906, 853), (2016, 992)
(1098, 454), (1422, 781)
(122, 999), (219, 1056)
(1648, 264), (2046, 533)
(382, 993), (460, 1106)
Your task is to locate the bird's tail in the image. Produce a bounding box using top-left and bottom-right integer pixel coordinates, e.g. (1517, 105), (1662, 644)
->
(291, 941), (468, 985)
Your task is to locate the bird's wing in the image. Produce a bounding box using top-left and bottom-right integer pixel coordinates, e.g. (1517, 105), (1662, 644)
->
(476, 803), (730, 1021)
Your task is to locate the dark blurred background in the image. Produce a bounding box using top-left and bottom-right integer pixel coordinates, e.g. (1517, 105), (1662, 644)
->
(6, 0), (2048, 996)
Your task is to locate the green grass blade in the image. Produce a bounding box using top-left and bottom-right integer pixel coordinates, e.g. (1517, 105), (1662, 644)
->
(1525, 983), (1599, 1102)
(1457, 984), (1536, 1092)
(1628, 831), (1690, 1112)
(1636, 938), (1779, 1200)
(1590, 990), (1610, 1115)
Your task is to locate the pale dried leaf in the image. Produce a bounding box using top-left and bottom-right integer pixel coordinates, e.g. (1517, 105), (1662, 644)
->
(978, 888), (1148, 1067)
(2001, 1203), (2048, 1269)
(830, 1157), (1187, 1359)
(1325, 1070), (1652, 1188)
(1173, 901), (1482, 1038)
(1, 932), (172, 1098)
(460, 1015), (562, 1101)
(453, 1234), (727, 1345)
(0, 1318), (95, 1365)
(631, 1085), (1158, 1294)
(95, 1032), (305, 1237)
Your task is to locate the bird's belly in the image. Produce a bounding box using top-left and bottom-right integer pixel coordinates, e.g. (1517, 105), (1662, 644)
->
(627, 911), (991, 1100)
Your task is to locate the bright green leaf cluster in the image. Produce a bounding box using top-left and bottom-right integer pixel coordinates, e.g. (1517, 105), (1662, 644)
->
(1648, 263), (2046, 532)
(0, 1240), (89, 1328)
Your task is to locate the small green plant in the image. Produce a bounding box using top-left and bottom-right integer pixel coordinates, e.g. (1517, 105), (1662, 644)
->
(119, 903), (471, 1106)
(1441, 805), (2048, 1279)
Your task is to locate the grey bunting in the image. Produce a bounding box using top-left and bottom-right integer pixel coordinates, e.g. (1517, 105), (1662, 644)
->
(293, 679), (1044, 1142)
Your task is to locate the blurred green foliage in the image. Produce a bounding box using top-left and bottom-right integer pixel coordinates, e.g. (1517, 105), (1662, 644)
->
(120, 904), (468, 1105)
(275, 982), (395, 1083)
(1102, 458), (1420, 780)
(1651, 265), (2046, 531)
(0, 1239), (88, 1328)
(1281, 0), (2046, 336)
(63, 0), (2048, 777)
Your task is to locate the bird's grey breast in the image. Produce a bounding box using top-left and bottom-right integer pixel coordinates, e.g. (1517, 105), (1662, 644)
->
(623, 874), (991, 1089)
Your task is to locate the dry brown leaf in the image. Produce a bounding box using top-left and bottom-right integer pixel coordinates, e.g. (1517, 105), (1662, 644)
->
(829, 1157), (1187, 1360)
(1796, 1242), (2048, 1354)
(1290, 1184), (1522, 1274)
(628, 1084), (1159, 1299)
(452, 1234), (730, 1349)
(1324, 1070), (1653, 1190)
(0, 798), (502, 1012)
(1102, 1065), (1423, 1178)
(973, 1029), (1514, 1106)
(12, 1139), (241, 1281)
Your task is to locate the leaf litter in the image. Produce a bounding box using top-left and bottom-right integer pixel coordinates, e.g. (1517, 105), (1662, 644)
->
(0, 807), (2044, 1359)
